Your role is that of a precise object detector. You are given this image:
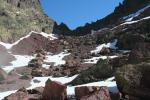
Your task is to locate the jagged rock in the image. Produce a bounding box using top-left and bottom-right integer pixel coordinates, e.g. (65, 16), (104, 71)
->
(42, 79), (67, 100)
(115, 63), (150, 100)
(75, 86), (111, 100)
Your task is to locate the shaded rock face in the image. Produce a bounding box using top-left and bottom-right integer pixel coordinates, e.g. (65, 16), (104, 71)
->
(70, 59), (113, 86)
(11, 32), (55, 55)
(117, 34), (145, 50)
(75, 86), (111, 100)
(115, 63), (150, 100)
(0, 44), (15, 66)
(129, 43), (150, 63)
(42, 79), (67, 100)
(0, 0), (54, 43)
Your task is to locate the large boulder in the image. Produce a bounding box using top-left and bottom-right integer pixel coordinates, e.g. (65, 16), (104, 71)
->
(115, 63), (150, 100)
(69, 59), (113, 85)
(117, 34), (145, 50)
(75, 86), (111, 100)
(42, 79), (67, 100)
(128, 43), (150, 63)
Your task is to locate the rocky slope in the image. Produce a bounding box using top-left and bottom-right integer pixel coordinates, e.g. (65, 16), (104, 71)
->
(0, 0), (54, 43)
(0, 0), (150, 100)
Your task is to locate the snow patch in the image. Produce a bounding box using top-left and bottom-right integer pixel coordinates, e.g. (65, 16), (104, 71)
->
(2, 55), (33, 73)
(28, 75), (78, 90)
(84, 56), (118, 64)
(91, 39), (117, 54)
(42, 52), (70, 69)
(123, 4), (150, 21)
(67, 77), (118, 95)
(0, 90), (17, 100)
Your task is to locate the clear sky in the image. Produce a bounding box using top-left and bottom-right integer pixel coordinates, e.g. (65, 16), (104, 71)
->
(40, 0), (123, 29)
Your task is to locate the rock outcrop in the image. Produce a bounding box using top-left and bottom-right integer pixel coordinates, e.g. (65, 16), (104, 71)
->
(128, 43), (150, 63)
(115, 63), (150, 100)
(0, 0), (54, 43)
(75, 86), (111, 100)
(42, 79), (67, 100)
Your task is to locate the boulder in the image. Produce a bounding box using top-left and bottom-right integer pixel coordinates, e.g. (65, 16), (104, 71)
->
(117, 34), (145, 50)
(75, 86), (111, 100)
(128, 43), (150, 63)
(28, 58), (42, 68)
(100, 47), (111, 55)
(115, 63), (150, 100)
(42, 79), (67, 100)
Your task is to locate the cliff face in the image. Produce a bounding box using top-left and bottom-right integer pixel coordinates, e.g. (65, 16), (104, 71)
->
(0, 0), (54, 43)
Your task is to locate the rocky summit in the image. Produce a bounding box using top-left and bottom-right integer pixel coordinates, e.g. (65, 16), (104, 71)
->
(0, 0), (150, 100)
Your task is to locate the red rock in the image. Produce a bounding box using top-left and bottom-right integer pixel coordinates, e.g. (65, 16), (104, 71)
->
(11, 32), (53, 55)
(42, 79), (67, 100)
(4, 87), (29, 100)
(75, 86), (111, 100)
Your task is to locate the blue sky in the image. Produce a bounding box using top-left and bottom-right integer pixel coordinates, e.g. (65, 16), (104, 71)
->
(40, 0), (123, 29)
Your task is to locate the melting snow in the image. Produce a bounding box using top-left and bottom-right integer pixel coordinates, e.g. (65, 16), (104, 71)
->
(0, 75), (118, 99)
(123, 4), (150, 21)
(27, 75), (78, 90)
(2, 55), (34, 73)
(42, 52), (70, 69)
(67, 76), (118, 95)
(0, 90), (17, 100)
(84, 55), (118, 64)
(91, 39), (117, 54)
